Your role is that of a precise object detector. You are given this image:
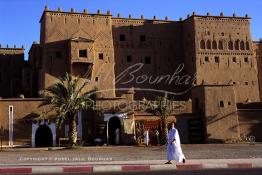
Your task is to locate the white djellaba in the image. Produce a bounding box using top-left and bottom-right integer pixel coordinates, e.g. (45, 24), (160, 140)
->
(166, 123), (186, 164)
(115, 128), (120, 145)
(144, 129), (149, 146)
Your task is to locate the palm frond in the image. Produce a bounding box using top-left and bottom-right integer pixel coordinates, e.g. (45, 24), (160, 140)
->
(38, 72), (94, 128)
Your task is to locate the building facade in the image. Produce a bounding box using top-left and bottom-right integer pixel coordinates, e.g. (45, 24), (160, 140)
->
(0, 7), (262, 147)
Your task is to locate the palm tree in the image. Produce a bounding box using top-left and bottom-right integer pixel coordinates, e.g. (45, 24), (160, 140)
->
(151, 94), (172, 144)
(39, 73), (94, 147)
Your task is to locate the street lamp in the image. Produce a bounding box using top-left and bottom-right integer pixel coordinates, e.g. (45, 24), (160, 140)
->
(0, 126), (4, 151)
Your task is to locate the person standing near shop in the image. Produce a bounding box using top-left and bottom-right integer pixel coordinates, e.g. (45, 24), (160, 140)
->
(144, 129), (149, 146)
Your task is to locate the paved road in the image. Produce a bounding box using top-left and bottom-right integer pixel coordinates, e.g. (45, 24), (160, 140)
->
(0, 144), (261, 164)
(10, 168), (262, 175)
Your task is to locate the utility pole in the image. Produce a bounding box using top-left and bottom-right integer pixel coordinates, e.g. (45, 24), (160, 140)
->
(0, 126), (3, 151)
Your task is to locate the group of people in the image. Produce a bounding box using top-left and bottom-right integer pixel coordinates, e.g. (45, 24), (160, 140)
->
(143, 129), (159, 146)
(143, 123), (186, 164)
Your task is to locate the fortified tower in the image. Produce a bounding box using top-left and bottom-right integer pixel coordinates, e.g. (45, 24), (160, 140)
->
(253, 39), (262, 101)
(184, 12), (259, 103)
(38, 7), (116, 98)
(0, 44), (26, 98)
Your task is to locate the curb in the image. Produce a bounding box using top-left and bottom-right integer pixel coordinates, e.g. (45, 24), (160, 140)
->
(0, 163), (260, 174)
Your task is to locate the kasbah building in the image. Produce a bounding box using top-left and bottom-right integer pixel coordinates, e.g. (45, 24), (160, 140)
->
(0, 6), (262, 147)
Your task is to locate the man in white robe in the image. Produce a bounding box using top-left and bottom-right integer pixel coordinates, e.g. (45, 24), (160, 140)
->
(115, 128), (120, 145)
(166, 123), (186, 164)
(144, 129), (149, 146)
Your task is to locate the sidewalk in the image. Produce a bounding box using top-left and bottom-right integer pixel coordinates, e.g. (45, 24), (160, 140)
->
(0, 144), (261, 173)
(0, 159), (262, 174)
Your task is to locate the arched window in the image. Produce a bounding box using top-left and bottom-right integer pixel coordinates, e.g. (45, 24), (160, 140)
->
(200, 40), (205, 49)
(240, 41), (245, 50)
(219, 40), (223, 50)
(235, 40), (239, 50)
(246, 41), (250, 50)
(212, 41), (217, 49)
(228, 41), (233, 50)
(207, 40), (211, 49)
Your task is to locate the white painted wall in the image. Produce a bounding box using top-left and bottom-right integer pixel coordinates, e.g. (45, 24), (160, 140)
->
(8, 105), (13, 147)
(31, 121), (56, 147)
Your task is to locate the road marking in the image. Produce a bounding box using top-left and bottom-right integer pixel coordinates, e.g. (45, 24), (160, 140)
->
(63, 166), (93, 173)
(93, 165), (122, 172)
(176, 164), (203, 170)
(203, 163), (227, 169)
(122, 165), (151, 171)
(228, 163), (252, 169)
(0, 167), (32, 174)
(150, 164), (177, 171)
(32, 166), (62, 173)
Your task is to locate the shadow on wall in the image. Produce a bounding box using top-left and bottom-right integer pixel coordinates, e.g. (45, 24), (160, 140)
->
(1, 120), (32, 147)
(205, 134), (225, 143)
(43, 40), (70, 79)
(237, 103), (262, 142)
(205, 111), (239, 143)
(112, 22), (191, 101)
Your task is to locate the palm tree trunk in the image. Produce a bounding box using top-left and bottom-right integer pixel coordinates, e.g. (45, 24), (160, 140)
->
(161, 118), (168, 144)
(69, 114), (77, 147)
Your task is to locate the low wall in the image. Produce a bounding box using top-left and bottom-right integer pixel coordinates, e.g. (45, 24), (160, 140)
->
(238, 110), (262, 142)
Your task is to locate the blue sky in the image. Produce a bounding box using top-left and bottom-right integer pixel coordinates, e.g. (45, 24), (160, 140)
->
(0, 0), (261, 59)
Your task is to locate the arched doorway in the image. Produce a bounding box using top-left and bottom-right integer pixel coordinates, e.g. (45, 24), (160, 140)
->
(108, 117), (121, 145)
(35, 125), (53, 147)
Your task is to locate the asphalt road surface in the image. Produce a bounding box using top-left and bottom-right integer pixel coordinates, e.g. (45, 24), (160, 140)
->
(10, 168), (262, 175)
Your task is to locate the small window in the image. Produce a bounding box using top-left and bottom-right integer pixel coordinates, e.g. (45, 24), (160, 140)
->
(95, 77), (98, 81)
(219, 40), (223, 50)
(244, 57), (248, 63)
(205, 56), (209, 62)
(215, 56), (219, 63)
(235, 40), (240, 50)
(145, 56), (151, 64)
(9, 105), (13, 113)
(212, 41), (217, 49)
(246, 42), (250, 50)
(240, 41), (245, 50)
(56, 51), (62, 58)
(228, 101), (231, 105)
(232, 57), (236, 62)
(127, 55), (132, 62)
(140, 35), (146, 42)
(99, 53), (104, 60)
(207, 40), (211, 49)
(228, 41), (233, 50)
(200, 40), (205, 49)
(79, 50), (87, 58)
(220, 101), (224, 107)
(245, 81), (248, 85)
(120, 34), (126, 41)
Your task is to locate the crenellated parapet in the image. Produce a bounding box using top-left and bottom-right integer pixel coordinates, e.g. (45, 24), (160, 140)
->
(184, 12), (250, 22)
(0, 44), (24, 50)
(41, 6), (252, 24)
